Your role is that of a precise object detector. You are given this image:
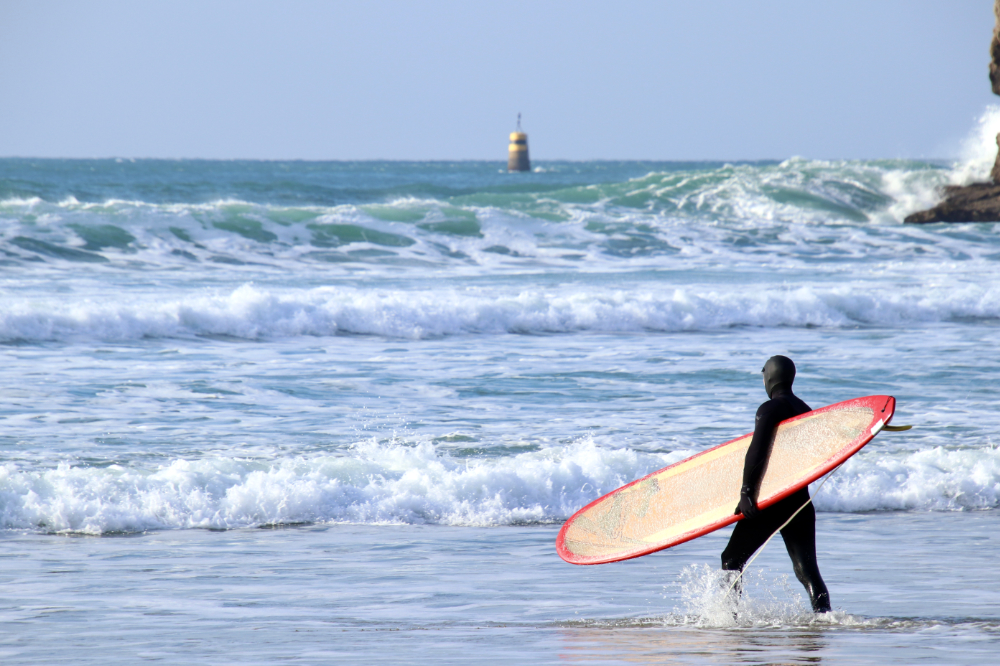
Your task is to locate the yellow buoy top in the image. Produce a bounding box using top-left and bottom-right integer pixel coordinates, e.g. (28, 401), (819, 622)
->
(508, 114), (530, 171)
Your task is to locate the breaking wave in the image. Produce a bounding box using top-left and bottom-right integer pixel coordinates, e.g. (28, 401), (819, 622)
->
(2, 436), (999, 535)
(0, 439), (684, 534)
(817, 444), (1000, 512)
(1, 282), (998, 343)
(1, 156), (988, 274)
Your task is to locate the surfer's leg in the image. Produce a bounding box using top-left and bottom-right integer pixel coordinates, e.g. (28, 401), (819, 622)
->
(721, 510), (784, 610)
(720, 520), (765, 605)
(779, 496), (831, 613)
(721, 514), (777, 571)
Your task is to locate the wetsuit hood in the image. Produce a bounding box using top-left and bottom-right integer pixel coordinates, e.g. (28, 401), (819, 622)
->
(762, 355), (795, 398)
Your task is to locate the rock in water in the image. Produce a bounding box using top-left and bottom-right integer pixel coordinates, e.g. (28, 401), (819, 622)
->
(904, 183), (1000, 223)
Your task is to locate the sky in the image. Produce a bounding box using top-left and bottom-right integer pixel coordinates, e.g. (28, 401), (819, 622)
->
(0, 0), (996, 161)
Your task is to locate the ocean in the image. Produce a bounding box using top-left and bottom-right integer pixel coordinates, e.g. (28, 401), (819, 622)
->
(1, 123), (999, 663)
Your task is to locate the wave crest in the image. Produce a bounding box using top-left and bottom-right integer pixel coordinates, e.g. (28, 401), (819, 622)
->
(0, 439), (679, 534)
(1, 282), (998, 343)
(3, 435), (999, 535)
(817, 445), (1000, 512)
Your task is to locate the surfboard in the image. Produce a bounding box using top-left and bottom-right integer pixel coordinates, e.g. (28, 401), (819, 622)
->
(557, 395), (896, 565)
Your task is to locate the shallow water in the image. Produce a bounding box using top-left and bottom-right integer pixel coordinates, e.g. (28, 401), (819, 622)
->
(1, 512), (997, 664)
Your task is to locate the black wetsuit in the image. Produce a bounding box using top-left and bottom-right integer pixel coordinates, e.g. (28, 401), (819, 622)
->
(721, 359), (831, 613)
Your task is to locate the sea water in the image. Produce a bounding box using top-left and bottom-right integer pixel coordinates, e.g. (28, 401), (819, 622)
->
(2, 115), (1000, 663)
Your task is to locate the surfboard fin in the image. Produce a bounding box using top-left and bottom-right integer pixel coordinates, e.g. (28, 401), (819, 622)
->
(882, 424), (912, 431)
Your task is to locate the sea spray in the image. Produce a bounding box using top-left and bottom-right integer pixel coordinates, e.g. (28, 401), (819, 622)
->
(951, 104), (1000, 186)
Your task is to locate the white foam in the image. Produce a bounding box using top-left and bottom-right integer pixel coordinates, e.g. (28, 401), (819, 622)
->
(816, 444), (1000, 512)
(1, 282), (998, 343)
(0, 439), (685, 534)
(0, 196), (45, 208)
(3, 431), (999, 535)
(878, 166), (950, 222)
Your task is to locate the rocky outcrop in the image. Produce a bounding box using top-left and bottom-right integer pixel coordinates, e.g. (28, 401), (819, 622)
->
(904, 183), (1000, 223)
(991, 1), (1000, 94)
(905, 1), (1000, 223)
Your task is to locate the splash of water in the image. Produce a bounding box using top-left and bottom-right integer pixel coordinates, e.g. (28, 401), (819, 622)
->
(674, 563), (815, 628)
(951, 105), (1000, 185)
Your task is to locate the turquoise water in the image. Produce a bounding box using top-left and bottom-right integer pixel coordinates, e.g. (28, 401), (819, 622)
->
(1, 156), (999, 663)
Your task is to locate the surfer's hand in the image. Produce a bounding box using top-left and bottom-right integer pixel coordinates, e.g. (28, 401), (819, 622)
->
(735, 486), (759, 519)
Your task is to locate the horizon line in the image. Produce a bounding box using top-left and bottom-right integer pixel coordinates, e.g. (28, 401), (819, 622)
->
(0, 155), (950, 163)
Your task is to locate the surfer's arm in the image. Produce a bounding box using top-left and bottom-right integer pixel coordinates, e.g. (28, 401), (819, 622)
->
(735, 403), (780, 518)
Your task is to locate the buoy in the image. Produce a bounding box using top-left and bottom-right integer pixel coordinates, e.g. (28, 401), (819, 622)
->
(507, 113), (530, 172)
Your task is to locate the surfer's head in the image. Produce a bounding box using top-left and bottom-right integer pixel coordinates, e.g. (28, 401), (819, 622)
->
(762, 355), (795, 398)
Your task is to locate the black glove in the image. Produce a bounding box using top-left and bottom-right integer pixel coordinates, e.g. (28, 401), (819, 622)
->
(734, 485), (759, 519)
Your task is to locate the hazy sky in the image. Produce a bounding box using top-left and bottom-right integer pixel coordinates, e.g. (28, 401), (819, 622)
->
(0, 1), (995, 160)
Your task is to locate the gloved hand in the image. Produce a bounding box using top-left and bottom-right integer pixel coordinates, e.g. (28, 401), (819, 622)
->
(734, 485), (759, 519)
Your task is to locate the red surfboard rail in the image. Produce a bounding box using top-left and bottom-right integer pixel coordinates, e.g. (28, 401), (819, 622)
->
(557, 395), (896, 565)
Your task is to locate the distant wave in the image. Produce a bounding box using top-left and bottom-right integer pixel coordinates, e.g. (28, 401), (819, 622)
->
(0, 158), (932, 225)
(2, 437), (997, 534)
(1, 282), (998, 343)
(3, 155), (996, 274)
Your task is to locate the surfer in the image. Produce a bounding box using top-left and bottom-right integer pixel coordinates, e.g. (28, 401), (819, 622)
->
(721, 355), (832, 613)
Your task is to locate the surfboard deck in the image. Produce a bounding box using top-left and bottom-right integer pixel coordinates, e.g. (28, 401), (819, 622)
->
(556, 395), (896, 565)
